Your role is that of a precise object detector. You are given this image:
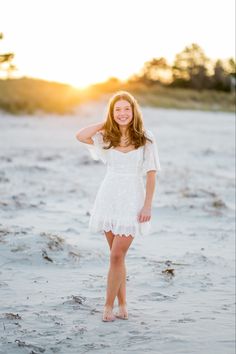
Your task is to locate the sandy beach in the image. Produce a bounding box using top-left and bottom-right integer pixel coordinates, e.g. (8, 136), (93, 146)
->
(0, 100), (235, 354)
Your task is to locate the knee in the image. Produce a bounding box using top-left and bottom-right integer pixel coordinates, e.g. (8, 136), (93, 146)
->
(110, 251), (124, 265)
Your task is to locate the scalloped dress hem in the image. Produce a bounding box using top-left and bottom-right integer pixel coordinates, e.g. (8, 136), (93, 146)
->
(88, 218), (151, 238)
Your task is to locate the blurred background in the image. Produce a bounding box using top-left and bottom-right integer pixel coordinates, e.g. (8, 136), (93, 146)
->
(0, 0), (235, 114)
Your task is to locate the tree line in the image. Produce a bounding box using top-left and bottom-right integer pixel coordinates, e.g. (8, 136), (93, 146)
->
(1, 33), (235, 92)
(130, 43), (236, 92)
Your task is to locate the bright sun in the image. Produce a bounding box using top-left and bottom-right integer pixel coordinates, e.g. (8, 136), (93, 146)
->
(0, 0), (235, 88)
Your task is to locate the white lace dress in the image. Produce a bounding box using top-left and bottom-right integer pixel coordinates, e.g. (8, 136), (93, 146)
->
(82, 129), (161, 238)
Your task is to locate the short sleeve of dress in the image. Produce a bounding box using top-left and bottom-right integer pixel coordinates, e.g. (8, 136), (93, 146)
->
(82, 131), (107, 164)
(142, 130), (161, 175)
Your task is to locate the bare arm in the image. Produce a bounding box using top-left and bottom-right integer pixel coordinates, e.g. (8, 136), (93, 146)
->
(75, 122), (105, 144)
(138, 171), (156, 223)
(144, 171), (156, 208)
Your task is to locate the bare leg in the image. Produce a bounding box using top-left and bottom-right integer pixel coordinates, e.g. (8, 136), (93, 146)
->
(104, 231), (127, 306)
(103, 233), (134, 321)
(114, 260), (129, 320)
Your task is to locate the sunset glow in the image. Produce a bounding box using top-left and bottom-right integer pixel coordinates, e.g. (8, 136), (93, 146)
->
(0, 0), (235, 88)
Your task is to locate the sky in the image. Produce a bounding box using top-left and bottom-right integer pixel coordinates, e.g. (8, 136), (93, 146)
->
(0, 0), (235, 88)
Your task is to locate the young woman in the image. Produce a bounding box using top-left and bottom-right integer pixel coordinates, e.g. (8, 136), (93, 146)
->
(76, 91), (161, 322)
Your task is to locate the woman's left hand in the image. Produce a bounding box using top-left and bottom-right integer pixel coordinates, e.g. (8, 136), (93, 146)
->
(137, 206), (151, 223)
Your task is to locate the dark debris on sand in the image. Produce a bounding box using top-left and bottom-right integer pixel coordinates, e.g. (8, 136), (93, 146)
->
(15, 339), (45, 353)
(2, 313), (22, 320)
(40, 232), (65, 251)
(41, 249), (53, 262)
(71, 295), (86, 304)
(162, 268), (175, 277)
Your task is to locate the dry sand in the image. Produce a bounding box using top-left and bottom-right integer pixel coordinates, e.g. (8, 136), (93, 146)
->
(0, 100), (235, 354)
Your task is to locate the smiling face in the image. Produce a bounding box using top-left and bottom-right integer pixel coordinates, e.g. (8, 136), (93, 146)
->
(113, 99), (133, 127)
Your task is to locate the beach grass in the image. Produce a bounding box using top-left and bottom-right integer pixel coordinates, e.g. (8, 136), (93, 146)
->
(0, 77), (82, 115)
(0, 77), (235, 115)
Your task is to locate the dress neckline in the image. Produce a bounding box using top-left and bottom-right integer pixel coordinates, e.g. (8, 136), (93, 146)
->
(111, 146), (143, 154)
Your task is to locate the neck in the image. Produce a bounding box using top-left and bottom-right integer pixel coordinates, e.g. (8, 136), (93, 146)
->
(119, 126), (129, 137)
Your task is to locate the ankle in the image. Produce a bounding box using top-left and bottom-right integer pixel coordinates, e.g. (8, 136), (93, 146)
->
(118, 301), (127, 307)
(104, 303), (113, 309)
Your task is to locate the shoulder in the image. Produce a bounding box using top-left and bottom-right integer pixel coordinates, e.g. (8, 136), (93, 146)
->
(144, 129), (154, 138)
(95, 130), (106, 140)
(93, 130), (104, 139)
(93, 130), (109, 148)
(95, 129), (105, 139)
(92, 131), (104, 145)
(144, 129), (154, 144)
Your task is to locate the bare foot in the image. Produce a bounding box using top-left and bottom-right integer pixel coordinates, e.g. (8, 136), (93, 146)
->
(115, 304), (128, 320)
(102, 305), (116, 322)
